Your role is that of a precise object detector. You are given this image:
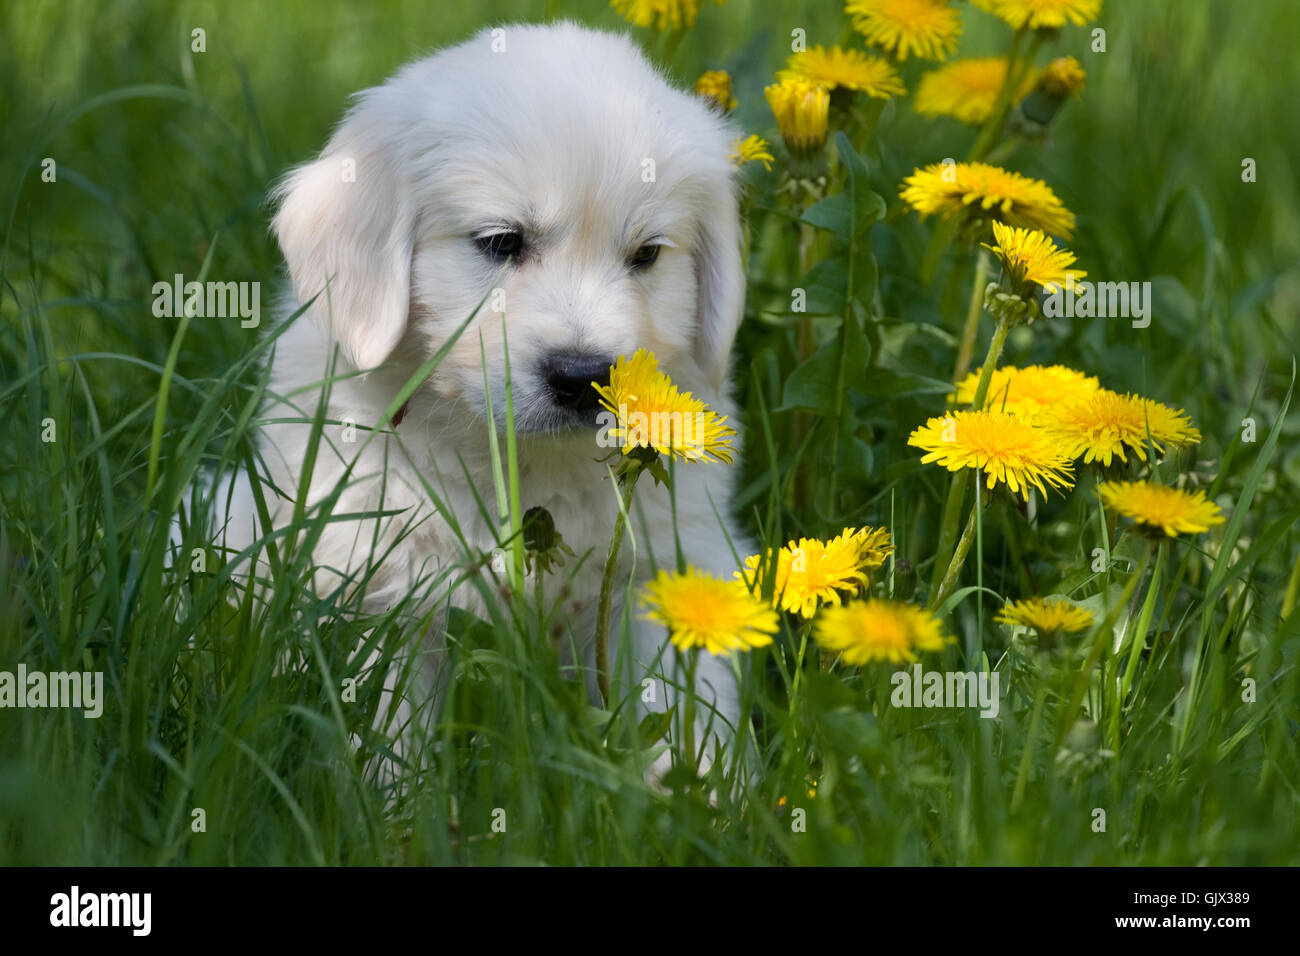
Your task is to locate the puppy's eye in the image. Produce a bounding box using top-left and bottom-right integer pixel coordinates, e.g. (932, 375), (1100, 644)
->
(628, 243), (661, 270)
(475, 231), (524, 262)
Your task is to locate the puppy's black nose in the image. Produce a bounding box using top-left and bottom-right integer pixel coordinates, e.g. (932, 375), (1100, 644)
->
(542, 352), (612, 414)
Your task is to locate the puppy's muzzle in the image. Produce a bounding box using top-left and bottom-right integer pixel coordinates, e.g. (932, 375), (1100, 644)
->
(541, 352), (612, 418)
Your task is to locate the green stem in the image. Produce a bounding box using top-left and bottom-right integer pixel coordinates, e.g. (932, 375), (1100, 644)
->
(952, 248), (990, 383)
(975, 476), (985, 659)
(984, 133), (1024, 167)
(788, 619), (814, 717)
(931, 495), (979, 611)
(969, 314), (1013, 410)
(594, 466), (643, 705)
(928, 313), (1011, 601)
(967, 30), (1034, 162)
(929, 469), (970, 600)
(683, 650), (699, 779)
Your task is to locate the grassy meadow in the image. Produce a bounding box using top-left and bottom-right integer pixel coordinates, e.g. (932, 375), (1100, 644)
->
(2, 0), (1299, 865)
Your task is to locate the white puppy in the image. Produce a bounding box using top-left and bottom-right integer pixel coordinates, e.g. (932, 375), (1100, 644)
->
(206, 22), (752, 782)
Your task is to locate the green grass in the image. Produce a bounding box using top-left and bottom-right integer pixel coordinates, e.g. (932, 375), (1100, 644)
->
(2, 0), (1300, 865)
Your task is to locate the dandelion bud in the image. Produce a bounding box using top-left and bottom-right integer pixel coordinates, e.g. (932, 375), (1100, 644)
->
(764, 78), (830, 160)
(985, 285), (1030, 327)
(1013, 56), (1086, 131)
(522, 506), (559, 553)
(522, 506), (575, 575)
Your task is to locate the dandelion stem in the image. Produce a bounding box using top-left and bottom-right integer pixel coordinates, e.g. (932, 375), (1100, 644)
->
(984, 133), (1024, 167)
(932, 494), (979, 610)
(928, 313), (1011, 602)
(929, 470), (970, 601)
(952, 248), (990, 382)
(595, 466), (643, 706)
(683, 649), (699, 777)
(968, 30), (1037, 163)
(789, 619), (813, 715)
(969, 314), (1013, 410)
(975, 475), (985, 658)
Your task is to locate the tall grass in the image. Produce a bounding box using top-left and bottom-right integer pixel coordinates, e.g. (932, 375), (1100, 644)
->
(2, 0), (1299, 864)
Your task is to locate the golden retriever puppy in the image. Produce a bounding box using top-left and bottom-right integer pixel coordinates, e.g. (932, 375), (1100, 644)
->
(206, 21), (752, 785)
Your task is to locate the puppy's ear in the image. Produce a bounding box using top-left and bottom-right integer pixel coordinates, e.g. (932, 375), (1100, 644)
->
(693, 181), (746, 391)
(272, 94), (414, 371)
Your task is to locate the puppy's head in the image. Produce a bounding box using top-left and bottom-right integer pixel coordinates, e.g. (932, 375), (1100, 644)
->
(273, 22), (745, 433)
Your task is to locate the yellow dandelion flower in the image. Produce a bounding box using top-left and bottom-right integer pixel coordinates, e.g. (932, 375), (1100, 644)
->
(983, 220), (1085, 293)
(846, 0), (963, 62)
(1043, 389), (1202, 466)
(741, 526), (894, 618)
(611, 0), (707, 30)
(996, 596), (1094, 636)
(973, 0), (1101, 31)
(955, 364), (1100, 421)
(730, 134), (775, 171)
(900, 161), (1076, 237)
(641, 566), (780, 656)
(814, 598), (950, 665)
(1040, 56), (1086, 97)
(764, 78), (831, 158)
(1097, 481), (1226, 538)
(593, 350), (736, 463)
(914, 57), (1037, 125)
(778, 45), (906, 99)
(908, 409), (1075, 498)
(694, 69), (737, 111)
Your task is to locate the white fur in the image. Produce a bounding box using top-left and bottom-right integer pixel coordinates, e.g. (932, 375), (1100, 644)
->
(205, 22), (752, 780)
